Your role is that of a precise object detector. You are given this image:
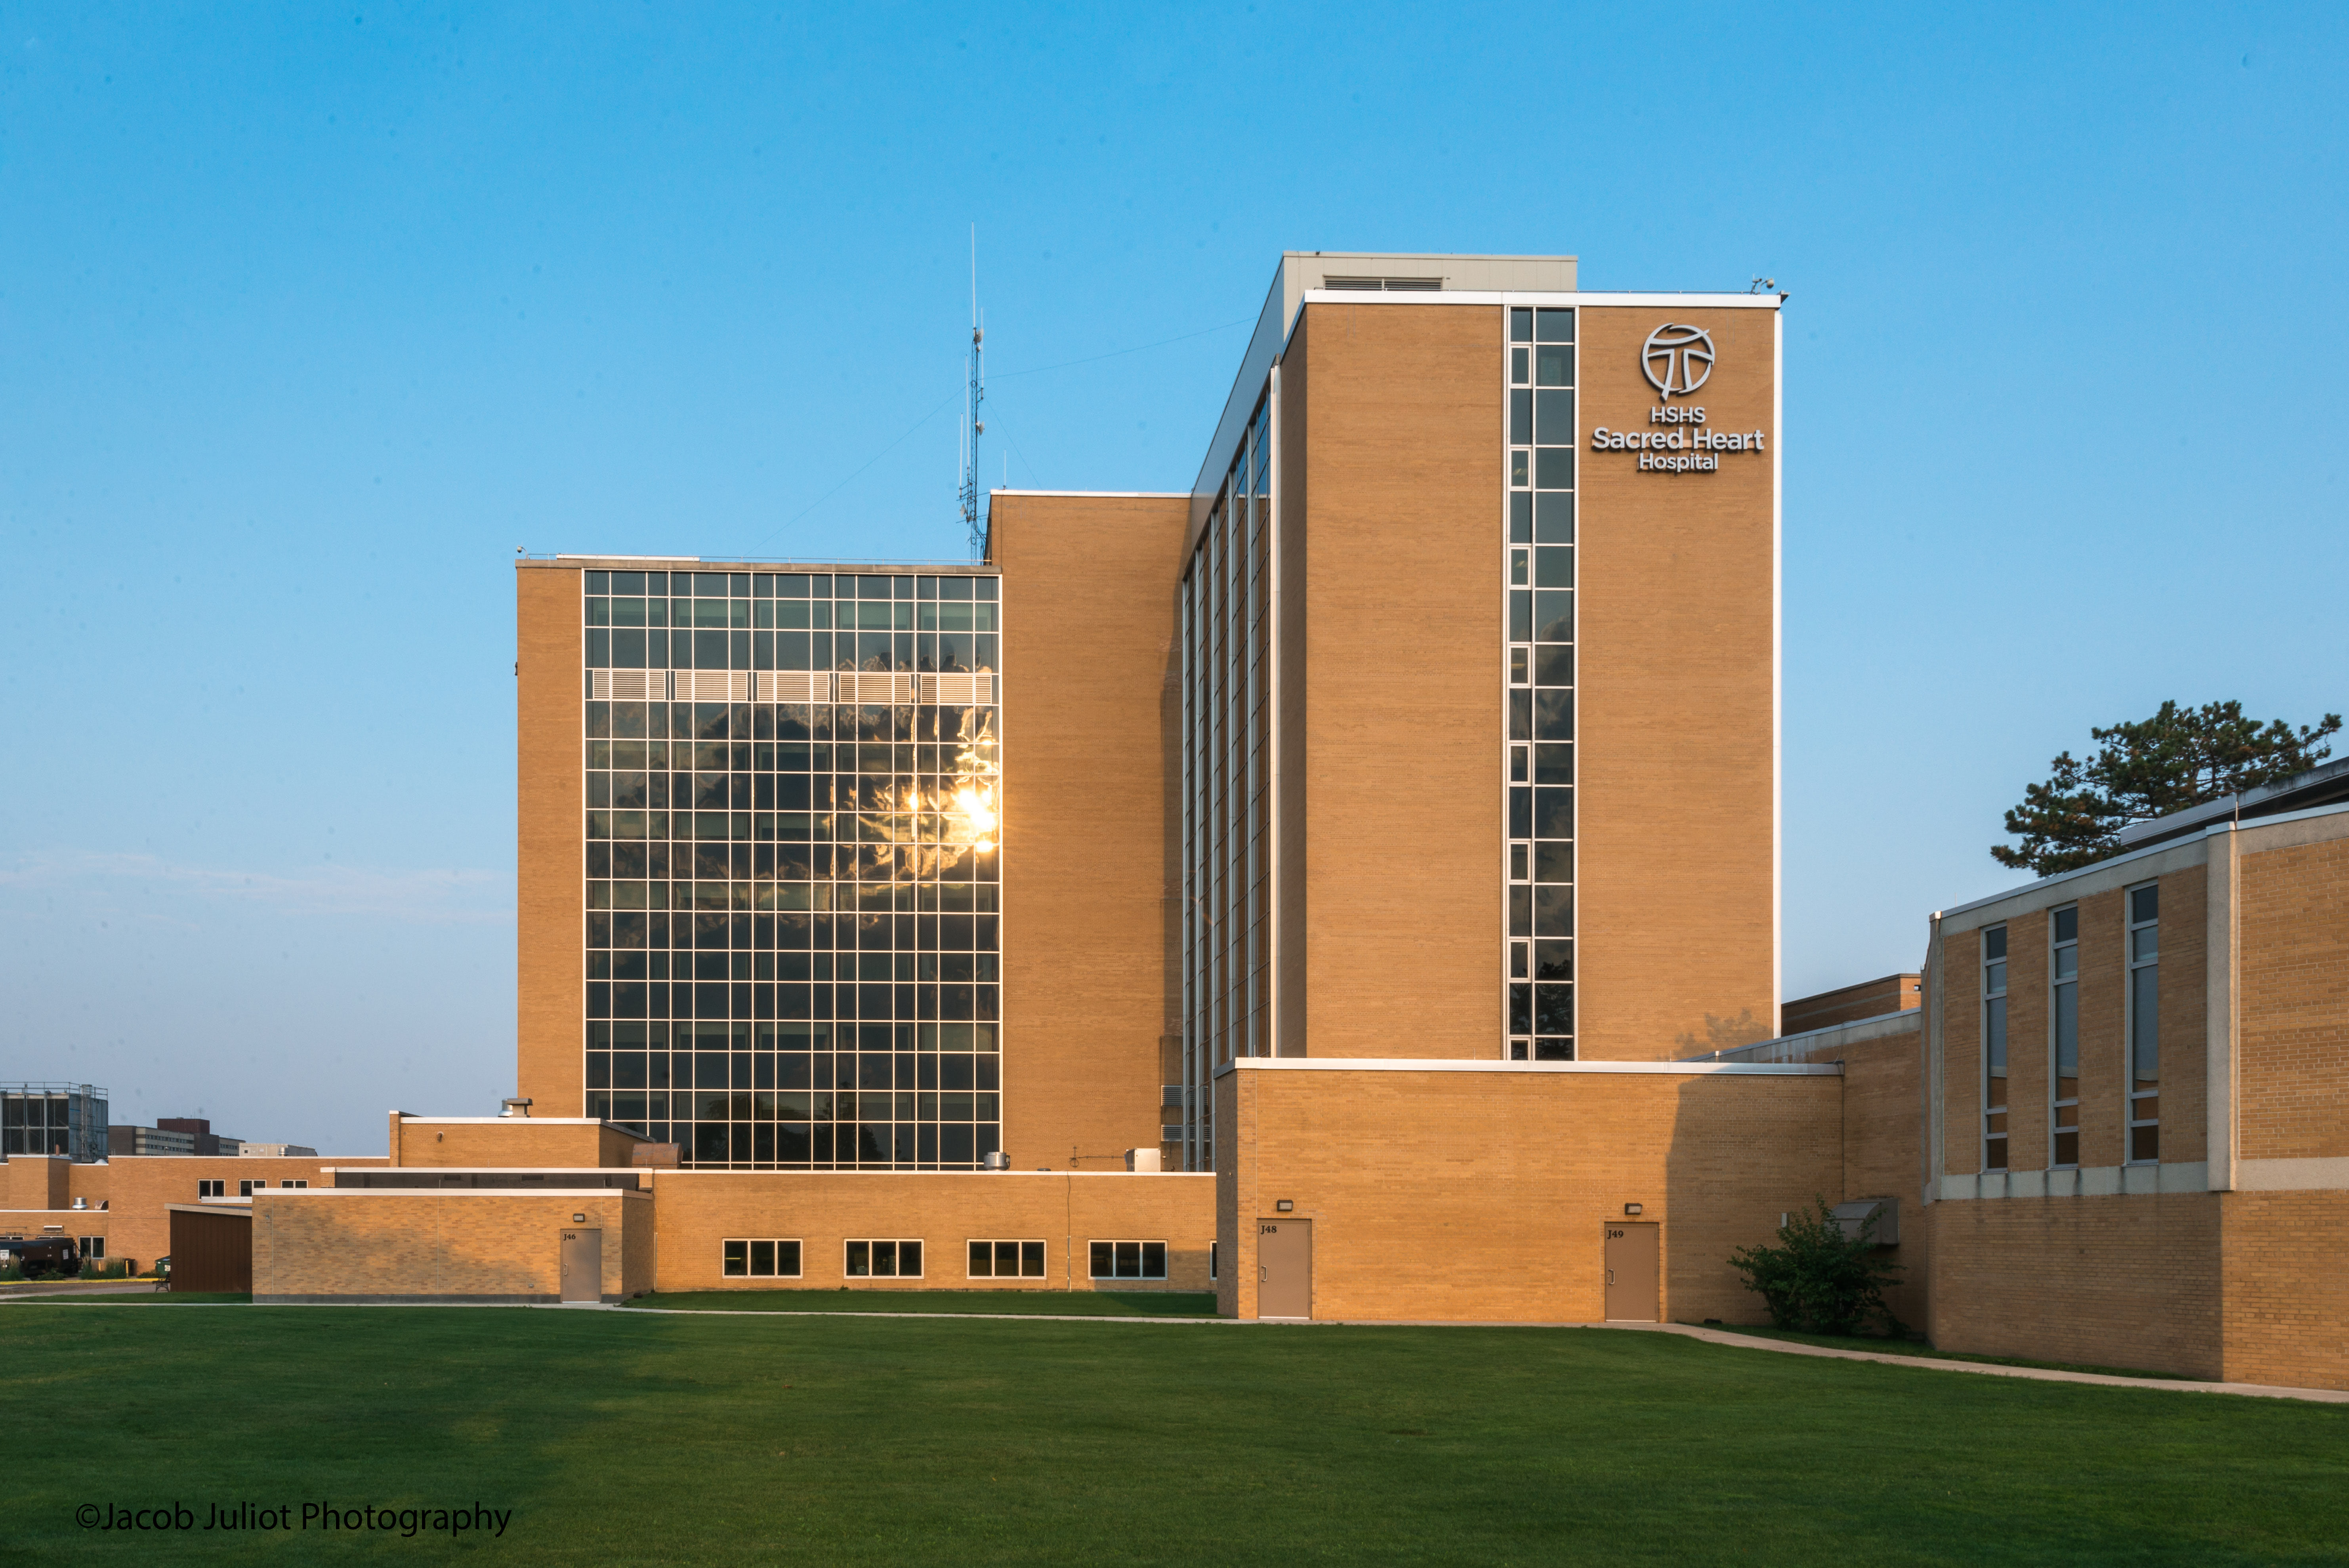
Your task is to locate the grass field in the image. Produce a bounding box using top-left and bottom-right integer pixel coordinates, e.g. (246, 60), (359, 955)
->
(8, 1302), (2346, 1566)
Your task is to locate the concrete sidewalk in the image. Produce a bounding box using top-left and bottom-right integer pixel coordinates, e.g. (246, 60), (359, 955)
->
(1614, 1321), (2349, 1405)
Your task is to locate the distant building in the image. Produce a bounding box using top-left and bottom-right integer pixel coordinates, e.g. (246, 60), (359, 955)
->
(108, 1125), (198, 1158)
(231, 1143), (318, 1158)
(2, 1084), (108, 1162)
(156, 1118), (231, 1158)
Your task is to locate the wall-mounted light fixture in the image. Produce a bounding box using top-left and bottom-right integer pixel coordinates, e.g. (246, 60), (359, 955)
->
(1275, 1200), (1294, 1213)
(572, 1213), (587, 1224)
(1623, 1203), (1644, 1216)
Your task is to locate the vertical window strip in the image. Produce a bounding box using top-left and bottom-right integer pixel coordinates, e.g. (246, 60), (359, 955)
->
(2050, 906), (2079, 1167)
(2127, 883), (2160, 1162)
(1502, 304), (1575, 1060)
(1983, 925), (2009, 1171)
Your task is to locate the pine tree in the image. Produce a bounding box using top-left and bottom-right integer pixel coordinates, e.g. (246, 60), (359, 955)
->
(1994, 701), (2341, 876)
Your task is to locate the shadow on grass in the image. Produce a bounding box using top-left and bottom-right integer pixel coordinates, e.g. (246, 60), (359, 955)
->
(8, 1307), (2346, 1566)
(1685, 1322), (2192, 1381)
(37, 1291), (254, 1305)
(626, 1288), (1220, 1317)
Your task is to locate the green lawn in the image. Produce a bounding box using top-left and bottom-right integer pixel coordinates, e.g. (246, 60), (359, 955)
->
(1687, 1323), (2196, 1380)
(7, 1304), (2345, 1566)
(626, 1288), (1218, 1316)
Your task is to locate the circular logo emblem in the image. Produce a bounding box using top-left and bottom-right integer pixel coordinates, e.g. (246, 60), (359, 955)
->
(1641, 324), (1715, 400)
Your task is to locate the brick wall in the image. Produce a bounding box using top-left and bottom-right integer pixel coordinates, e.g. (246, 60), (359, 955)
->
(1781, 975), (1920, 1035)
(2219, 1189), (2349, 1390)
(0, 1155), (72, 1211)
(1576, 305), (1778, 1060)
(392, 1116), (628, 1169)
(1285, 302), (1501, 1060)
(254, 1190), (652, 1302)
(1221, 1065), (1841, 1322)
(1926, 1192), (2223, 1379)
(516, 562), (586, 1114)
(988, 492), (1189, 1166)
(89, 1154), (383, 1272)
(649, 1171), (1214, 1293)
(2238, 835), (2349, 1161)
(1802, 1022), (1929, 1328)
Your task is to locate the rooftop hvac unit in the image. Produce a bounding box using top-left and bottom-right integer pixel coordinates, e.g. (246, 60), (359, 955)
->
(1124, 1148), (1162, 1173)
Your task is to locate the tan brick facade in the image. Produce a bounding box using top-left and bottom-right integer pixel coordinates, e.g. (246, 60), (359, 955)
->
(1216, 1063), (1841, 1323)
(1922, 809), (2349, 1389)
(0, 1152), (387, 1273)
(254, 1189), (653, 1303)
(389, 1114), (644, 1169)
(987, 492), (1190, 1167)
(1576, 305), (1777, 1060)
(1926, 1192), (2224, 1378)
(2219, 1190), (2349, 1389)
(2238, 835), (2349, 1161)
(1278, 303), (1503, 1060)
(649, 1171), (1213, 1293)
(516, 562), (586, 1114)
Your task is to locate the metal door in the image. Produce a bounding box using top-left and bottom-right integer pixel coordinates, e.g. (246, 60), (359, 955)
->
(559, 1228), (602, 1303)
(1603, 1222), (1658, 1321)
(1257, 1219), (1311, 1319)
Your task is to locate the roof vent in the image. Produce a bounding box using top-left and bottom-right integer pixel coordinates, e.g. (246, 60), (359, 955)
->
(1321, 275), (1443, 291)
(499, 1097), (534, 1119)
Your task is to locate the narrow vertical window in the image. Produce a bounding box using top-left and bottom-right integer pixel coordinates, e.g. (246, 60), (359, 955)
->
(2050, 906), (2079, 1167)
(1504, 305), (1573, 1061)
(1982, 925), (2008, 1171)
(2127, 883), (2159, 1162)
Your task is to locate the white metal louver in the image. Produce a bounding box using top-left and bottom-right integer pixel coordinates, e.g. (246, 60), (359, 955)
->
(920, 673), (996, 706)
(675, 671), (750, 702)
(761, 671), (833, 704)
(589, 669), (664, 702)
(842, 672), (918, 706)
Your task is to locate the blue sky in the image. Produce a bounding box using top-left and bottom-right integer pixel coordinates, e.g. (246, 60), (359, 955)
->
(3, 4), (2343, 1152)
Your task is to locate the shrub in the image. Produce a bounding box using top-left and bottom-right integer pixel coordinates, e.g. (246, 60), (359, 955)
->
(1728, 1196), (1904, 1337)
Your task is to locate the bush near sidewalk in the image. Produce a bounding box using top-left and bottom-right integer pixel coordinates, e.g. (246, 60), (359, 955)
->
(1729, 1195), (1904, 1337)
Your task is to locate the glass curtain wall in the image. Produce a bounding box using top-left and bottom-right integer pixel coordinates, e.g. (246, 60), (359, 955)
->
(1180, 397), (1271, 1170)
(580, 567), (1003, 1170)
(1504, 306), (1578, 1059)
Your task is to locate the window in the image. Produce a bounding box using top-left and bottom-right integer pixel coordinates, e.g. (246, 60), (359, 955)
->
(1089, 1240), (1168, 1280)
(721, 1238), (803, 1278)
(1982, 925), (2008, 1171)
(582, 569), (1006, 1175)
(80, 1236), (104, 1259)
(1503, 305), (1574, 1061)
(281, 1180), (308, 1190)
(967, 1239), (1045, 1278)
(2050, 906), (2079, 1167)
(197, 1180), (224, 1198)
(844, 1239), (923, 1278)
(1210, 1240), (1218, 1281)
(2127, 883), (2159, 1162)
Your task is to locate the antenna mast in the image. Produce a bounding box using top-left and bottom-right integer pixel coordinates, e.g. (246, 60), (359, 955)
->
(959, 226), (986, 559)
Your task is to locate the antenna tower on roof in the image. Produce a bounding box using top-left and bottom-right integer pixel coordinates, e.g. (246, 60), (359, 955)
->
(959, 226), (986, 559)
